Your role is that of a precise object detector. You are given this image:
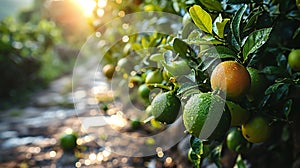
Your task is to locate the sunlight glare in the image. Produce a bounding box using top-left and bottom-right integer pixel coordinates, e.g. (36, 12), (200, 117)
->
(74, 0), (96, 17)
(98, 0), (107, 8)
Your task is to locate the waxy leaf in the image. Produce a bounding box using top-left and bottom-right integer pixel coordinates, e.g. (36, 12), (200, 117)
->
(199, 0), (223, 12)
(243, 28), (272, 61)
(189, 5), (213, 34)
(230, 4), (247, 50)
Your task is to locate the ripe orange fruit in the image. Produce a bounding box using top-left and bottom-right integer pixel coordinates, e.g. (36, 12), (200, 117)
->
(288, 49), (300, 71)
(242, 115), (272, 143)
(183, 92), (231, 140)
(102, 64), (115, 79)
(210, 61), (251, 99)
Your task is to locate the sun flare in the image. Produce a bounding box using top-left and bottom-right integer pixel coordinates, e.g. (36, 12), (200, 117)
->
(73, 0), (97, 17)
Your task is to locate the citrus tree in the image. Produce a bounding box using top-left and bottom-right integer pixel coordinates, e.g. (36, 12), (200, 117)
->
(93, 0), (300, 167)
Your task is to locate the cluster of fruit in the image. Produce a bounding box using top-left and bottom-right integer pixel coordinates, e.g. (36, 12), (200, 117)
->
(100, 48), (300, 155)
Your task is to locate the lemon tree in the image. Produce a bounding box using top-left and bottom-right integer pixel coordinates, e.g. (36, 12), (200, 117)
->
(92, 0), (300, 167)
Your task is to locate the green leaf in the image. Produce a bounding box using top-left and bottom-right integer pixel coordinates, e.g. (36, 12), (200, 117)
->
(265, 83), (284, 95)
(262, 66), (287, 76)
(214, 14), (230, 38)
(227, 0), (251, 4)
(190, 136), (203, 155)
(242, 28), (272, 61)
(283, 99), (293, 119)
(281, 124), (290, 141)
(149, 53), (164, 62)
(189, 5), (213, 34)
(243, 11), (261, 32)
(187, 31), (223, 45)
(199, 46), (237, 66)
(214, 46), (237, 59)
(173, 38), (197, 60)
(230, 4), (247, 50)
(293, 26), (300, 39)
(189, 136), (203, 168)
(234, 154), (246, 168)
(182, 22), (198, 39)
(177, 82), (201, 96)
(275, 84), (290, 101)
(199, 0), (223, 12)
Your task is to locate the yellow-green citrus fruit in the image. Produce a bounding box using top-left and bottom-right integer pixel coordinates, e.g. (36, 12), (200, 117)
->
(102, 64), (115, 79)
(297, 0), (300, 10)
(138, 84), (150, 99)
(246, 67), (269, 101)
(226, 101), (250, 126)
(145, 70), (164, 86)
(130, 118), (141, 129)
(288, 49), (300, 71)
(211, 61), (251, 99)
(183, 92), (231, 140)
(226, 127), (252, 153)
(60, 133), (77, 151)
(150, 92), (181, 124)
(242, 116), (272, 143)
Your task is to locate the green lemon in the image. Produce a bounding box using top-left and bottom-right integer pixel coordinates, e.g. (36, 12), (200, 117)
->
(183, 92), (231, 140)
(150, 91), (181, 124)
(288, 49), (300, 71)
(60, 133), (77, 151)
(145, 70), (164, 88)
(138, 84), (150, 99)
(226, 127), (252, 153)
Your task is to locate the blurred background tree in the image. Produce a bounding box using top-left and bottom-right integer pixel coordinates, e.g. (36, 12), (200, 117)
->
(0, 0), (93, 109)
